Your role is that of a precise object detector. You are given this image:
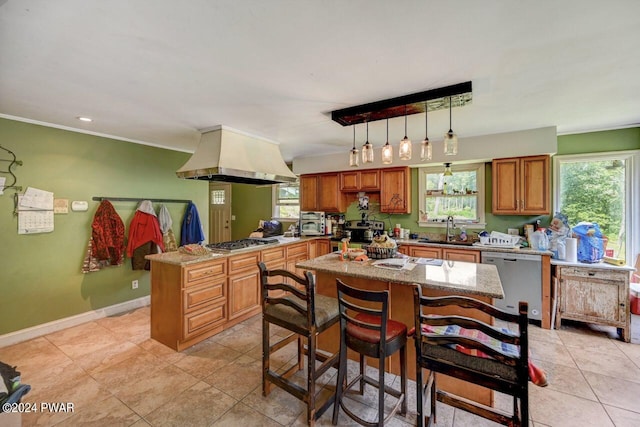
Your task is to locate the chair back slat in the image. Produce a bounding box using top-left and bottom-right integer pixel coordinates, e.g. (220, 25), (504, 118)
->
(259, 262), (316, 327)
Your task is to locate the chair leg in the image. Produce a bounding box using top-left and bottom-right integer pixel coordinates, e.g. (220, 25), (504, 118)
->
(521, 394), (529, 427)
(307, 333), (317, 426)
(430, 371), (436, 425)
(262, 318), (271, 396)
(298, 335), (304, 371)
(400, 345), (407, 416)
(416, 365), (424, 427)
(332, 340), (348, 425)
(359, 354), (365, 395)
(378, 357), (385, 426)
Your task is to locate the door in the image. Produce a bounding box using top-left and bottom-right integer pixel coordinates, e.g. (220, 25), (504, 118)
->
(209, 183), (232, 243)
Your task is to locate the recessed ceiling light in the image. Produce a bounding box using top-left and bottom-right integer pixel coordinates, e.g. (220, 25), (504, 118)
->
(77, 116), (92, 122)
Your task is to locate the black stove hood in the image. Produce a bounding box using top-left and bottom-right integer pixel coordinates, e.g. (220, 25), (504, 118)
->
(176, 126), (298, 185)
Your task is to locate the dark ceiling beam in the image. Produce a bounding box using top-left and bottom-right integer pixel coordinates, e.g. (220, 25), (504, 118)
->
(331, 81), (472, 126)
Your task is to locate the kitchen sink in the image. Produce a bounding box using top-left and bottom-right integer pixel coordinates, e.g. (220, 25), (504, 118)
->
(417, 239), (475, 246)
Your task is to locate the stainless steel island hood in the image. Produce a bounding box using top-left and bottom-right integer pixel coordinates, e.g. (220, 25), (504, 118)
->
(176, 126), (298, 185)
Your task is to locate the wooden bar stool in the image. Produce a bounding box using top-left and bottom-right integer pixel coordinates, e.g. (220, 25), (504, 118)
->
(332, 278), (407, 427)
(258, 262), (340, 426)
(412, 286), (529, 427)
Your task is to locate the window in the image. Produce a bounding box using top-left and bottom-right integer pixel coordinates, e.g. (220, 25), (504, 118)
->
(554, 150), (639, 263)
(418, 163), (485, 228)
(272, 182), (300, 221)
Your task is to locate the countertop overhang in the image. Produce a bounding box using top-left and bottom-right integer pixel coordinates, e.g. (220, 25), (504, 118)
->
(296, 253), (504, 299)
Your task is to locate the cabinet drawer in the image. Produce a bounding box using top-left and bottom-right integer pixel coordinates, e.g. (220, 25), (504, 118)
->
(262, 246), (286, 263)
(183, 300), (227, 340)
(560, 267), (627, 282)
(228, 252), (261, 273)
(184, 260), (226, 287)
(183, 279), (226, 313)
(409, 246), (442, 259)
(286, 242), (308, 258)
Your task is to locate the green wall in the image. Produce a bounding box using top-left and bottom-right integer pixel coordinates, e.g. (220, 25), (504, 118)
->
(0, 118), (208, 334)
(230, 183), (273, 239)
(557, 127), (640, 155)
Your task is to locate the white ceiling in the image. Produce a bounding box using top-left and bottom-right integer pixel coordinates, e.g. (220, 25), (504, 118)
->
(1, 0), (639, 162)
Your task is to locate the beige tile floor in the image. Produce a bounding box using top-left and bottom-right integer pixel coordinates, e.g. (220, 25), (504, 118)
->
(1, 307), (639, 427)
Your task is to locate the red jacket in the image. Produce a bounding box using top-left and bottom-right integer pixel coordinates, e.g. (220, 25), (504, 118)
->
(92, 200), (125, 265)
(126, 210), (165, 257)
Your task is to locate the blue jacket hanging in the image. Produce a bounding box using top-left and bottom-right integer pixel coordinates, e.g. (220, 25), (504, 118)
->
(180, 201), (205, 245)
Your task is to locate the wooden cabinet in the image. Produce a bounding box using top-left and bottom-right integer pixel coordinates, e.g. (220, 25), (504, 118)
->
(408, 246), (442, 259)
(150, 258), (228, 351)
(300, 175), (319, 211)
(300, 173), (342, 212)
(492, 155), (550, 215)
(554, 265), (630, 342)
(443, 248), (481, 263)
(340, 169), (380, 192)
(380, 167), (411, 213)
(228, 252), (262, 321)
(312, 238), (331, 257)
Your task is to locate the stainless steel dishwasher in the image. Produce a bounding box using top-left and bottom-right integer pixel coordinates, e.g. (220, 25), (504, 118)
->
(481, 252), (542, 320)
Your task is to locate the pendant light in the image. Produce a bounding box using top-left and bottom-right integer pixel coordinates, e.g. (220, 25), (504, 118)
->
(362, 120), (374, 164)
(349, 125), (359, 167)
(382, 119), (393, 164)
(443, 162), (453, 176)
(420, 102), (432, 161)
(444, 96), (458, 156)
(398, 105), (412, 160)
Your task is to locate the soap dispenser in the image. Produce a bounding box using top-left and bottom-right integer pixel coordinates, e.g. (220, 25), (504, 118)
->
(459, 225), (467, 242)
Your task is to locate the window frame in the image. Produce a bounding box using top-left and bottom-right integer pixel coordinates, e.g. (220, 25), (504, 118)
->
(553, 149), (639, 264)
(271, 181), (300, 221)
(418, 162), (486, 229)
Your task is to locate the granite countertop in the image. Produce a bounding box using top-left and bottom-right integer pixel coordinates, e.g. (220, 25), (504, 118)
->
(296, 253), (504, 299)
(394, 238), (553, 256)
(145, 236), (322, 266)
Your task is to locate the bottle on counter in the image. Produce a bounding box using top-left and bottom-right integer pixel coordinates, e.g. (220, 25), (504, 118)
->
(394, 224), (401, 238)
(459, 225), (467, 242)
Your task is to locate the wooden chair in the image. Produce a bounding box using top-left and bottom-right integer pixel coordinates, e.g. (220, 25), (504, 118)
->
(412, 286), (529, 427)
(258, 262), (340, 426)
(332, 278), (407, 426)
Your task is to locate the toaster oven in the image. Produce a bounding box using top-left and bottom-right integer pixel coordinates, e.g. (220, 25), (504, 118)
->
(299, 211), (325, 236)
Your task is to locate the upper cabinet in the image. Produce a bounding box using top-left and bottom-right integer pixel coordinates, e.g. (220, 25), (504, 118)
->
(300, 173), (342, 212)
(300, 175), (319, 211)
(492, 155), (550, 215)
(380, 167), (411, 213)
(300, 166), (410, 214)
(340, 169), (380, 192)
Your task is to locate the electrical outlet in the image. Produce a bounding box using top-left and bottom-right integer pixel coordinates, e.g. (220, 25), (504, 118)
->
(131, 280), (139, 290)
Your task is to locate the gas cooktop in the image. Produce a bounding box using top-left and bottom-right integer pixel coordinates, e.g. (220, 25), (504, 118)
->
(206, 238), (279, 253)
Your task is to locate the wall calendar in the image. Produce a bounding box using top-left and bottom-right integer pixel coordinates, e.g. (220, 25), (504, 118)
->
(17, 187), (54, 234)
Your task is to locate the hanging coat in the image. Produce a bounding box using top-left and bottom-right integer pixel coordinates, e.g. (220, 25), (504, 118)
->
(158, 204), (178, 252)
(91, 200), (126, 265)
(127, 200), (164, 270)
(180, 201), (205, 246)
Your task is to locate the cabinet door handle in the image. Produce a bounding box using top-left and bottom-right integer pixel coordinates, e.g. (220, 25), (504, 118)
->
(588, 272), (596, 276)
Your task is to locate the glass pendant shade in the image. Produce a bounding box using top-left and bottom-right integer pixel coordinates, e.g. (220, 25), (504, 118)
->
(399, 136), (411, 160)
(443, 162), (453, 176)
(444, 96), (458, 156)
(382, 119), (392, 164)
(399, 106), (412, 160)
(349, 126), (359, 167)
(362, 121), (373, 164)
(420, 103), (432, 161)
(420, 138), (432, 161)
(382, 142), (393, 164)
(444, 130), (458, 155)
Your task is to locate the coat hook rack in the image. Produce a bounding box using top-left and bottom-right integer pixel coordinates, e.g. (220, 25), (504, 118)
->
(92, 196), (192, 204)
(0, 144), (23, 192)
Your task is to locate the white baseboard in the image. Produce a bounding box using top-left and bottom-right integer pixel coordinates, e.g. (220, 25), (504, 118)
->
(0, 296), (150, 348)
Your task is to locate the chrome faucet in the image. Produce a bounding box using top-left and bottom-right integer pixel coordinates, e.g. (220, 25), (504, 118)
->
(446, 215), (455, 242)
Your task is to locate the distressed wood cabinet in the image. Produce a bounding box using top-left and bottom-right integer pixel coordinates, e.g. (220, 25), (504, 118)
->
(492, 155), (550, 215)
(554, 264), (630, 342)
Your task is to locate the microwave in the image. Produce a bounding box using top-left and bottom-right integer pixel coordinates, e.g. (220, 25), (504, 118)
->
(299, 211), (325, 236)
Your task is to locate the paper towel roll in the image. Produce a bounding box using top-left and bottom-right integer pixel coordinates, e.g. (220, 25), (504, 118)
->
(566, 238), (578, 263)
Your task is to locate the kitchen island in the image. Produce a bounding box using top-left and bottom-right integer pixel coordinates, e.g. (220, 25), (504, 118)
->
(296, 253), (504, 407)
